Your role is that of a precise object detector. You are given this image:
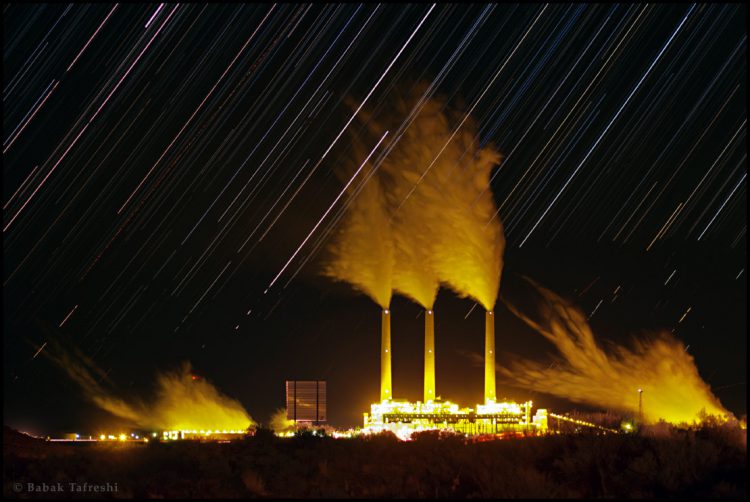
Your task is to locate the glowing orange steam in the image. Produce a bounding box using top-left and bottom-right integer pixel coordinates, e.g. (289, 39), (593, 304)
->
(501, 277), (731, 424)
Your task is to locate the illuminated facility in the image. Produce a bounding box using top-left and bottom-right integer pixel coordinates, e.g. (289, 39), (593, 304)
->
(364, 307), (550, 438)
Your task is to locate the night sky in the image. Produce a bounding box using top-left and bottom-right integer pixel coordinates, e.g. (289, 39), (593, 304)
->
(3, 4), (746, 434)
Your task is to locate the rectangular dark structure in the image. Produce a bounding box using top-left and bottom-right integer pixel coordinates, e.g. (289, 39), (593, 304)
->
(286, 380), (326, 423)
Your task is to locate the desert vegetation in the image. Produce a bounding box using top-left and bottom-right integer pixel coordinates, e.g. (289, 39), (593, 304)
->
(3, 421), (746, 498)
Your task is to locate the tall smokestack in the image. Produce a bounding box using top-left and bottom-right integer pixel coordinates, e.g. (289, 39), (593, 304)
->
(485, 310), (496, 403)
(424, 309), (435, 402)
(381, 309), (392, 401)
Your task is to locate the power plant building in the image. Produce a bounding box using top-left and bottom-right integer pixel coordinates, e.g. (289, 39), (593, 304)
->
(364, 308), (550, 437)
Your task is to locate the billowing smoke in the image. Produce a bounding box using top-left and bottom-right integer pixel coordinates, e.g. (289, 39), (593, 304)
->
(377, 94), (442, 309)
(325, 85), (505, 311)
(269, 407), (296, 435)
(45, 340), (253, 431)
(146, 362), (255, 431)
(500, 277), (730, 424)
(48, 341), (144, 424)
(322, 133), (394, 309)
(381, 92), (504, 311)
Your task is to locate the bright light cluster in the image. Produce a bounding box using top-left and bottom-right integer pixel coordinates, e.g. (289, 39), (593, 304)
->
(87, 429), (247, 442)
(363, 398), (547, 440)
(368, 399), (463, 419)
(361, 422), (447, 441)
(161, 429), (246, 440)
(95, 432), (147, 442)
(476, 400), (529, 415)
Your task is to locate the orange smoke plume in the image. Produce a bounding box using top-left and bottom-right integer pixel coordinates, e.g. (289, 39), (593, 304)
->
(501, 277), (731, 424)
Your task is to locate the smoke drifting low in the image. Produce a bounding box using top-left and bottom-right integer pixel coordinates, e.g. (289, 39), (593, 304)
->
(500, 277), (730, 424)
(45, 340), (253, 431)
(324, 85), (505, 311)
(147, 362), (255, 431)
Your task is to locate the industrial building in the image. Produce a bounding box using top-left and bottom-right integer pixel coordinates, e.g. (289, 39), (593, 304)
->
(286, 380), (327, 424)
(364, 308), (549, 437)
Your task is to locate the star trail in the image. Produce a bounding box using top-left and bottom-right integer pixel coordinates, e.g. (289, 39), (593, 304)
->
(3, 3), (746, 431)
